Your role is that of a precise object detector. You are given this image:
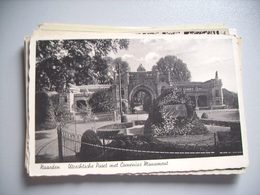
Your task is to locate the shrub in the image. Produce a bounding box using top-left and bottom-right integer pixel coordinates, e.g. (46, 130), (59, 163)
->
(79, 130), (104, 161)
(36, 91), (57, 130)
(88, 88), (114, 113)
(54, 103), (72, 124)
(217, 131), (242, 152)
(77, 102), (93, 122)
(201, 112), (209, 119)
(106, 135), (158, 160)
(50, 93), (71, 124)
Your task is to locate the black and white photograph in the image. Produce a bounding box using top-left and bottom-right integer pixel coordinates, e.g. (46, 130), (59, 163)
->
(33, 36), (245, 166)
(3, 0), (260, 194)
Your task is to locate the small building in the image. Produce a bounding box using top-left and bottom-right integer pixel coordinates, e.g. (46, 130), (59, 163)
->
(61, 84), (112, 113)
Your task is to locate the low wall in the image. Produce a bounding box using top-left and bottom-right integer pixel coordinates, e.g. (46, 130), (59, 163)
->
(98, 120), (146, 130)
(200, 119), (241, 132)
(98, 120), (146, 136)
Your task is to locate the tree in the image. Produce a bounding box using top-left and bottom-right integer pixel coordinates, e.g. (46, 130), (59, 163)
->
(88, 88), (114, 113)
(112, 57), (130, 85)
(222, 88), (239, 108)
(36, 91), (57, 130)
(152, 55), (191, 82)
(36, 39), (129, 92)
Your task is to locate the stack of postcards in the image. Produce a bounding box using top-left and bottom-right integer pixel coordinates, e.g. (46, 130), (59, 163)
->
(25, 24), (249, 176)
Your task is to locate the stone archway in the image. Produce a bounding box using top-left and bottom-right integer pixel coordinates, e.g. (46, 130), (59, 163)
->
(128, 85), (156, 113)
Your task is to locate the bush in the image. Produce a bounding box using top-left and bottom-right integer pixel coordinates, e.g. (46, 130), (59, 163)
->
(77, 102), (93, 122)
(79, 130), (104, 161)
(201, 112), (209, 119)
(88, 88), (114, 113)
(217, 131), (242, 152)
(50, 93), (71, 124)
(106, 135), (159, 160)
(36, 91), (57, 130)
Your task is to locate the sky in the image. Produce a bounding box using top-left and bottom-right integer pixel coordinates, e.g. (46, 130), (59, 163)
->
(109, 38), (238, 92)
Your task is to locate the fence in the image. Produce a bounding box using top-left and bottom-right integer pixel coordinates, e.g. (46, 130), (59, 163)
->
(57, 125), (81, 161)
(57, 123), (243, 162)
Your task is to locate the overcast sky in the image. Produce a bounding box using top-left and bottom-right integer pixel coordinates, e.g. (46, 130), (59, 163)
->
(109, 38), (238, 92)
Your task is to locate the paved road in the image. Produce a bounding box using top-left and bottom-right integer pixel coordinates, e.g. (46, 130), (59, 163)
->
(35, 129), (59, 163)
(35, 113), (148, 162)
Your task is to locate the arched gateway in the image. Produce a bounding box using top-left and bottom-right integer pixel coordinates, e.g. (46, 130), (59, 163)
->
(128, 84), (156, 105)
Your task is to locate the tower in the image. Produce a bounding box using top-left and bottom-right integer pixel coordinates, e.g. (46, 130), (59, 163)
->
(212, 71), (223, 107)
(137, 64), (146, 72)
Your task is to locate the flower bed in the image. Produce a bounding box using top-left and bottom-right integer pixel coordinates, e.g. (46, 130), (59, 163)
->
(145, 89), (208, 136)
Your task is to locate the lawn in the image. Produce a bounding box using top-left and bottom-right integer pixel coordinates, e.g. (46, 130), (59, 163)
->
(196, 109), (240, 121)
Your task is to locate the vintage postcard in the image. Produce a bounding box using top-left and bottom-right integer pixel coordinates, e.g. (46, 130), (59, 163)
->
(25, 28), (248, 176)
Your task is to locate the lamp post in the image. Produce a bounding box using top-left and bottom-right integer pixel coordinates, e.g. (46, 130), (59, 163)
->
(117, 62), (124, 123)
